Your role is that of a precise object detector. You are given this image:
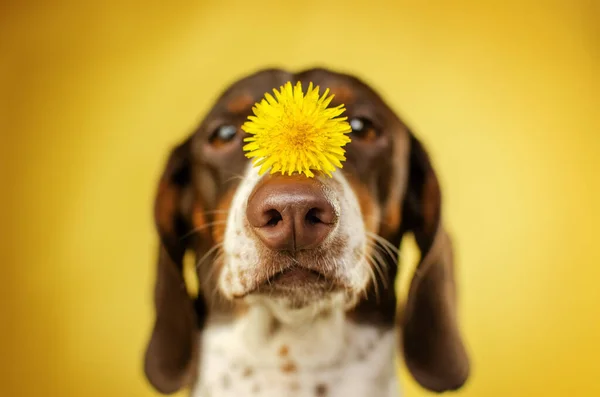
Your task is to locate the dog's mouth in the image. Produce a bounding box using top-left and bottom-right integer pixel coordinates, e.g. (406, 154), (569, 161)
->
(247, 263), (341, 307)
(229, 246), (358, 302)
(267, 266), (329, 287)
(246, 253), (344, 297)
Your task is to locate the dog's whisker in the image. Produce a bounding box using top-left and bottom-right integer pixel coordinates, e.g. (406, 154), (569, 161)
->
(181, 220), (228, 240)
(223, 175), (247, 184)
(370, 247), (390, 290)
(370, 241), (394, 267)
(366, 231), (400, 257)
(206, 254), (225, 284)
(196, 243), (224, 270)
(192, 253), (225, 311)
(222, 170), (253, 185)
(362, 254), (380, 303)
(372, 242), (399, 266)
(203, 263), (226, 309)
(366, 241), (391, 301)
(366, 238), (400, 273)
(365, 231), (399, 254)
(226, 170), (250, 180)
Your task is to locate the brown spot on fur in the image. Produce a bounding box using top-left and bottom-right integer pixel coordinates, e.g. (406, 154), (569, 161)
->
(268, 316), (282, 336)
(242, 367), (254, 377)
(191, 201), (208, 236)
(315, 384), (328, 396)
(226, 93), (255, 113)
(281, 361), (297, 373)
(278, 345), (289, 357)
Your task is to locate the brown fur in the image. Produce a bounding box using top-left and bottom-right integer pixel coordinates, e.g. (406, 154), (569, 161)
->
(226, 92), (255, 113)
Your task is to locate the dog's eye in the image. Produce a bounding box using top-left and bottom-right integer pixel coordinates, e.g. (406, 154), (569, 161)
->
(209, 124), (238, 146)
(349, 117), (379, 142)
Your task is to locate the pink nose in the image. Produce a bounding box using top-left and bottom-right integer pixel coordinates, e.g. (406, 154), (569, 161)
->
(246, 175), (337, 251)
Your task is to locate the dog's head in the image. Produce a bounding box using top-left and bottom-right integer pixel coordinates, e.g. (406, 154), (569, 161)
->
(144, 68), (469, 394)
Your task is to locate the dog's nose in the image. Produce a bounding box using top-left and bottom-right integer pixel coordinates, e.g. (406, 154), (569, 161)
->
(246, 175), (337, 251)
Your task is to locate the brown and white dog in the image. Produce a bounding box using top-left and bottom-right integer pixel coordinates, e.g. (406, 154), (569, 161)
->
(144, 68), (470, 397)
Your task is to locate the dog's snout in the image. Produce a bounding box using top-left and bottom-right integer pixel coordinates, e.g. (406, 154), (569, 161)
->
(246, 176), (337, 251)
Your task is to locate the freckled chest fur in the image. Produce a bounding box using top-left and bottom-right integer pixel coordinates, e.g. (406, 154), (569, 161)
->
(190, 306), (401, 397)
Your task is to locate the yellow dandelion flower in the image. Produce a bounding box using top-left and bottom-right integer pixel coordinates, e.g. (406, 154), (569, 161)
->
(241, 81), (352, 178)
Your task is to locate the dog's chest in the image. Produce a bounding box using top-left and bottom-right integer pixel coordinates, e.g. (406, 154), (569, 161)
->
(190, 310), (400, 397)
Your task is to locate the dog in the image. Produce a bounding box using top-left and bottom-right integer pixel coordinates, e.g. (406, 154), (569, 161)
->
(143, 67), (470, 397)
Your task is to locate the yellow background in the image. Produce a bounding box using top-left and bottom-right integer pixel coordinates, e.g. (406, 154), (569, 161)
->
(1, 1), (598, 396)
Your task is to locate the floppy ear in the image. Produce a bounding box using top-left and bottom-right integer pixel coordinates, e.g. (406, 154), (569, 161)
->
(399, 133), (470, 392)
(144, 137), (205, 394)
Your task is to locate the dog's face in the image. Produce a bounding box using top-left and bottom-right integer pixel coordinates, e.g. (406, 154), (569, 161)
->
(197, 69), (409, 312)
(145, 68), (469, 394)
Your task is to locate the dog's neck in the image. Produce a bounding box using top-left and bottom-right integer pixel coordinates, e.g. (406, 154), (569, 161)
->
(190, 299), (401, 397)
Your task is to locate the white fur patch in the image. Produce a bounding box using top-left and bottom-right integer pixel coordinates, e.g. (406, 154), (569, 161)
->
(190, 307), (401, 397)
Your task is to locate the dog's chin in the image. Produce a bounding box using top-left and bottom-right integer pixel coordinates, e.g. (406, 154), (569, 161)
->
(245, 287), (356, 326)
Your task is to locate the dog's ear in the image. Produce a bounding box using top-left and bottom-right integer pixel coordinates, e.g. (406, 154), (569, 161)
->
(399, 133), (470, 392)
(144, 137), (204, 394)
